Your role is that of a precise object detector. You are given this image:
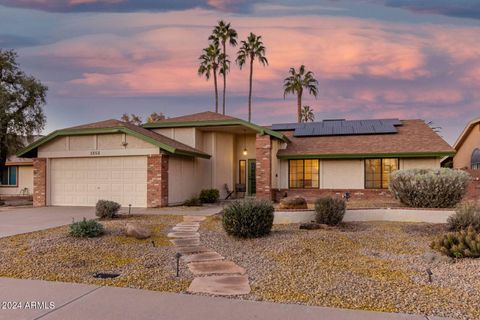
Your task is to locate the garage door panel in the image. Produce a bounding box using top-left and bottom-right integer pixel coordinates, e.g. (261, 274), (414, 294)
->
(50, 156), (147, 207)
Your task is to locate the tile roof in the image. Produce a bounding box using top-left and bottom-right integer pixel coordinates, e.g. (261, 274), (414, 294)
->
(67, 119), (209, 157)
(276, 120), (454, 157)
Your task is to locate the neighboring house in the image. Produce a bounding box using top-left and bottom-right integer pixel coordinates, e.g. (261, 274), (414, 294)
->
(17, 111), (454, 207)
(0, 156), (33, 196)
(453, 117), (480, 170)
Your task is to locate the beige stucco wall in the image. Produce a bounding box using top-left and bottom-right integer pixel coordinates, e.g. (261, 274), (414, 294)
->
(168, 156), (198, 205)
(153, 128), (196, 148)
(38, 133), (159, 158)
(0, 166), (34, 195)
(214, 132), (235, 198)
(400, 158), (440, 169)
(454, 123), (480, 169)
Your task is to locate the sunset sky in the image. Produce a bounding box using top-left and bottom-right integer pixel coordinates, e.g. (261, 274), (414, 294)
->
(1, 0), (479, 144)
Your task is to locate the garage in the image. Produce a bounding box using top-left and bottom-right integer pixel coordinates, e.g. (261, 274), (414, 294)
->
(50, 156), (147, 207)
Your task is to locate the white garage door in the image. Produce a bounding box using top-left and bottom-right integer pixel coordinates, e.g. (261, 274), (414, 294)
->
(50, 156), (147, 207)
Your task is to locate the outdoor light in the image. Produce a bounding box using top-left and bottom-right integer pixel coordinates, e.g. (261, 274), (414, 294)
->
(243, 148), (248, 156)
(242, 129), (248, 156)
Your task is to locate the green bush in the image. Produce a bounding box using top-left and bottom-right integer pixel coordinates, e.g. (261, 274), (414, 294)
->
(389, 168), (469, 208)
(95, 200), (121, 218)
(431, 226), (480, 258)
(222, 200), (274, 238)
(184, 196), (202, 207)
(314, 197), (346, 226)
(70, 218), (104, 238)
(199, 189), (220, 203)
(447, 202), (480, 232)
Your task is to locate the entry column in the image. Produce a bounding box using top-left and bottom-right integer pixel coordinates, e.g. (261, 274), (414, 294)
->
(147, 154), (169, 207)
(255, 134), (272, 201)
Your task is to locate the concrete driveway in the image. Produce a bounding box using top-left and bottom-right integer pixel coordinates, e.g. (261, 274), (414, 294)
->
(0, 207), (96, 238)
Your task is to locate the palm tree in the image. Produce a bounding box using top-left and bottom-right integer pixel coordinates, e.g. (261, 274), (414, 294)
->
(209, 20), (238, 115)
(300, 106), (315, 122)
(283, 65), (319, 123)
(236, 33), (268, 122)
(198, 43), (221, 113)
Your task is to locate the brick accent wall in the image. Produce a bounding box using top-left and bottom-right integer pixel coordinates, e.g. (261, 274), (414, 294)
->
(463, 169), (480, 201)
(255, 134), (273, 201)
(147, 154), (169, 207)
(33, 158), (47, 207)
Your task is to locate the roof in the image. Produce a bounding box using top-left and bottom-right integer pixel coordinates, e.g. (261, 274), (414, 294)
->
(143, 111), (288, 142)
(276, 120), (455, 159)
(5, 155), (32, 166)
(453, 117), (480, 150)
(17, 119), (210, 159)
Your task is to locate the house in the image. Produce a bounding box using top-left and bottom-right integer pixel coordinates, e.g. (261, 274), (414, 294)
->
(17, 111), (454, 207)
(0, 156), (34, 197)
(452, 117), (480, 170)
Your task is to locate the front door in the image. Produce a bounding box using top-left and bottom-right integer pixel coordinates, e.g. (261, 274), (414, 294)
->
(247, 159), (256, 195)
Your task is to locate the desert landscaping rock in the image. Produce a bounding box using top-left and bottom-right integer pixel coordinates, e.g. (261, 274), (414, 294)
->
(182, 252), (225, 263)
(125, 222), (152, 239)
(172, 226), (199, 232)
(170, 238), (200, 246)
(175, 246), (212, 254)
(188, 275), (251, 296)
(183, 216), (206, 222)
(167, 232), (200, 238)
(188, 261), (246, 275)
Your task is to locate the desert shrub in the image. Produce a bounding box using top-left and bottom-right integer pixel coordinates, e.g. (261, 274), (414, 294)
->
(95, 200), (121, 219)
(222, 200), (274, 238)
(447, 202), (480, 232)
(183, 196), (202, 207)
(314, 197), (346, 226)
(199, 189), (220, 203)
(431, 226), (480, 258)
(70, 218), (104, 238)
(278, 196), (308, 209)
(389, 168), (469, 208)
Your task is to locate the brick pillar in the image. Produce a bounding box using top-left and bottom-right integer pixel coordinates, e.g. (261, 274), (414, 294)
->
(147, 154), (169, 207)
(33, 158), (47, 207)
(255, 134), (273, 201)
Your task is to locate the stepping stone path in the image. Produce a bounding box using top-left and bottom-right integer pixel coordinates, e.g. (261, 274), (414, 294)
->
(167, 215), (251, 296)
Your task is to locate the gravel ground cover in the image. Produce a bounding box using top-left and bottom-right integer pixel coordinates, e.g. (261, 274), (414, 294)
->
(201, 215), (480, 319)
(0, 214), (191, 292)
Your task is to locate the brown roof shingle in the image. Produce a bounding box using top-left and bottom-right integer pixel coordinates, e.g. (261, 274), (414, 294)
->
(276, 120), (454, 157)
(66, 119), (209, 157)
(154, 111), (237, 123)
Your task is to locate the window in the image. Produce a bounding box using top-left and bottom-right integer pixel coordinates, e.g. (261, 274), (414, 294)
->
(0, 166), (18, 186)
(239, 160), (246, 184)
(289, 159), (319, 189)
(472, 149), (480, 170)
(365, 158), (398, 189)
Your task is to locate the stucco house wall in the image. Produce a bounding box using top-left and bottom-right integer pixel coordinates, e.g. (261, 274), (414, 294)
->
(0, 165), (34, 195)
(454, 123), (480, 169)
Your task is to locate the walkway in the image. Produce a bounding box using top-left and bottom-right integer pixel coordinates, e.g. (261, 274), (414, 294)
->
(0, 278), (445, 320)
(167, 215), (251, 295)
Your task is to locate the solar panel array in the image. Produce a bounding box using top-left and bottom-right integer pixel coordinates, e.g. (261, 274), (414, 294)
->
(271, 119), (402, 137)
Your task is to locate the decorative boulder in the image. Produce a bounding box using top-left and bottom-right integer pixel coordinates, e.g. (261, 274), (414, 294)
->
(125, 223), (152, 239)
(279, 196), (308, 210)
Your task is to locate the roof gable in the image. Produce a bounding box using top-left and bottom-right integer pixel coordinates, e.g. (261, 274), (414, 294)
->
(453, 117), (480, 150)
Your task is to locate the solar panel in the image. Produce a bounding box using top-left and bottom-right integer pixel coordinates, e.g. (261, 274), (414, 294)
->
(271, 118), (402, 137)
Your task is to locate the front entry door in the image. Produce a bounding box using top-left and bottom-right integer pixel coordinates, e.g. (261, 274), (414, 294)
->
(247, 159), (256, 195)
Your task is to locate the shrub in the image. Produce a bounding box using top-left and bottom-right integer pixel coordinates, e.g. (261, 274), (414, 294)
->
(278, 196), (308, 210)
(447, 202), (480, 232)
(430, 226), (480, 258)
(314, 197), (346, 226)
(70, 218), (104, 238)
(222, 200), (274, 238)
(183, 196), (202, 207)
(389, 168), (469, 208)
(95, 200), (121, 219)
(199, 189), (220, 203)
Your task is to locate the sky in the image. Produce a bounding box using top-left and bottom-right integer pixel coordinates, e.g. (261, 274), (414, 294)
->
(1, 0), (479, 144)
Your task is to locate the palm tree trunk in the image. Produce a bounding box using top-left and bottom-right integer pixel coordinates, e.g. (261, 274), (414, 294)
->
(297, 91), (302, 123)
(213, 67), (219, 113)
(248, 56), (254, 122)
(222, 40), (227, 115)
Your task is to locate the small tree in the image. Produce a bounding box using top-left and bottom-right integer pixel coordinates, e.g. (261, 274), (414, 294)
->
(0, 50), (47, 168)
(146, 112), (166, 123)
(120, 113), (142, 125)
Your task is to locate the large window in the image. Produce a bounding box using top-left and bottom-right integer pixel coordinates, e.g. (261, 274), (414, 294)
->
(289, 159), (319, 189)
(0, 166), (17, 186)
(365, 158), (398, 189)
(472, 149), (480, 170)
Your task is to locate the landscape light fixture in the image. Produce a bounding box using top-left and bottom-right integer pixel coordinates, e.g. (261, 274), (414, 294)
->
(243, 130), (248, 156)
